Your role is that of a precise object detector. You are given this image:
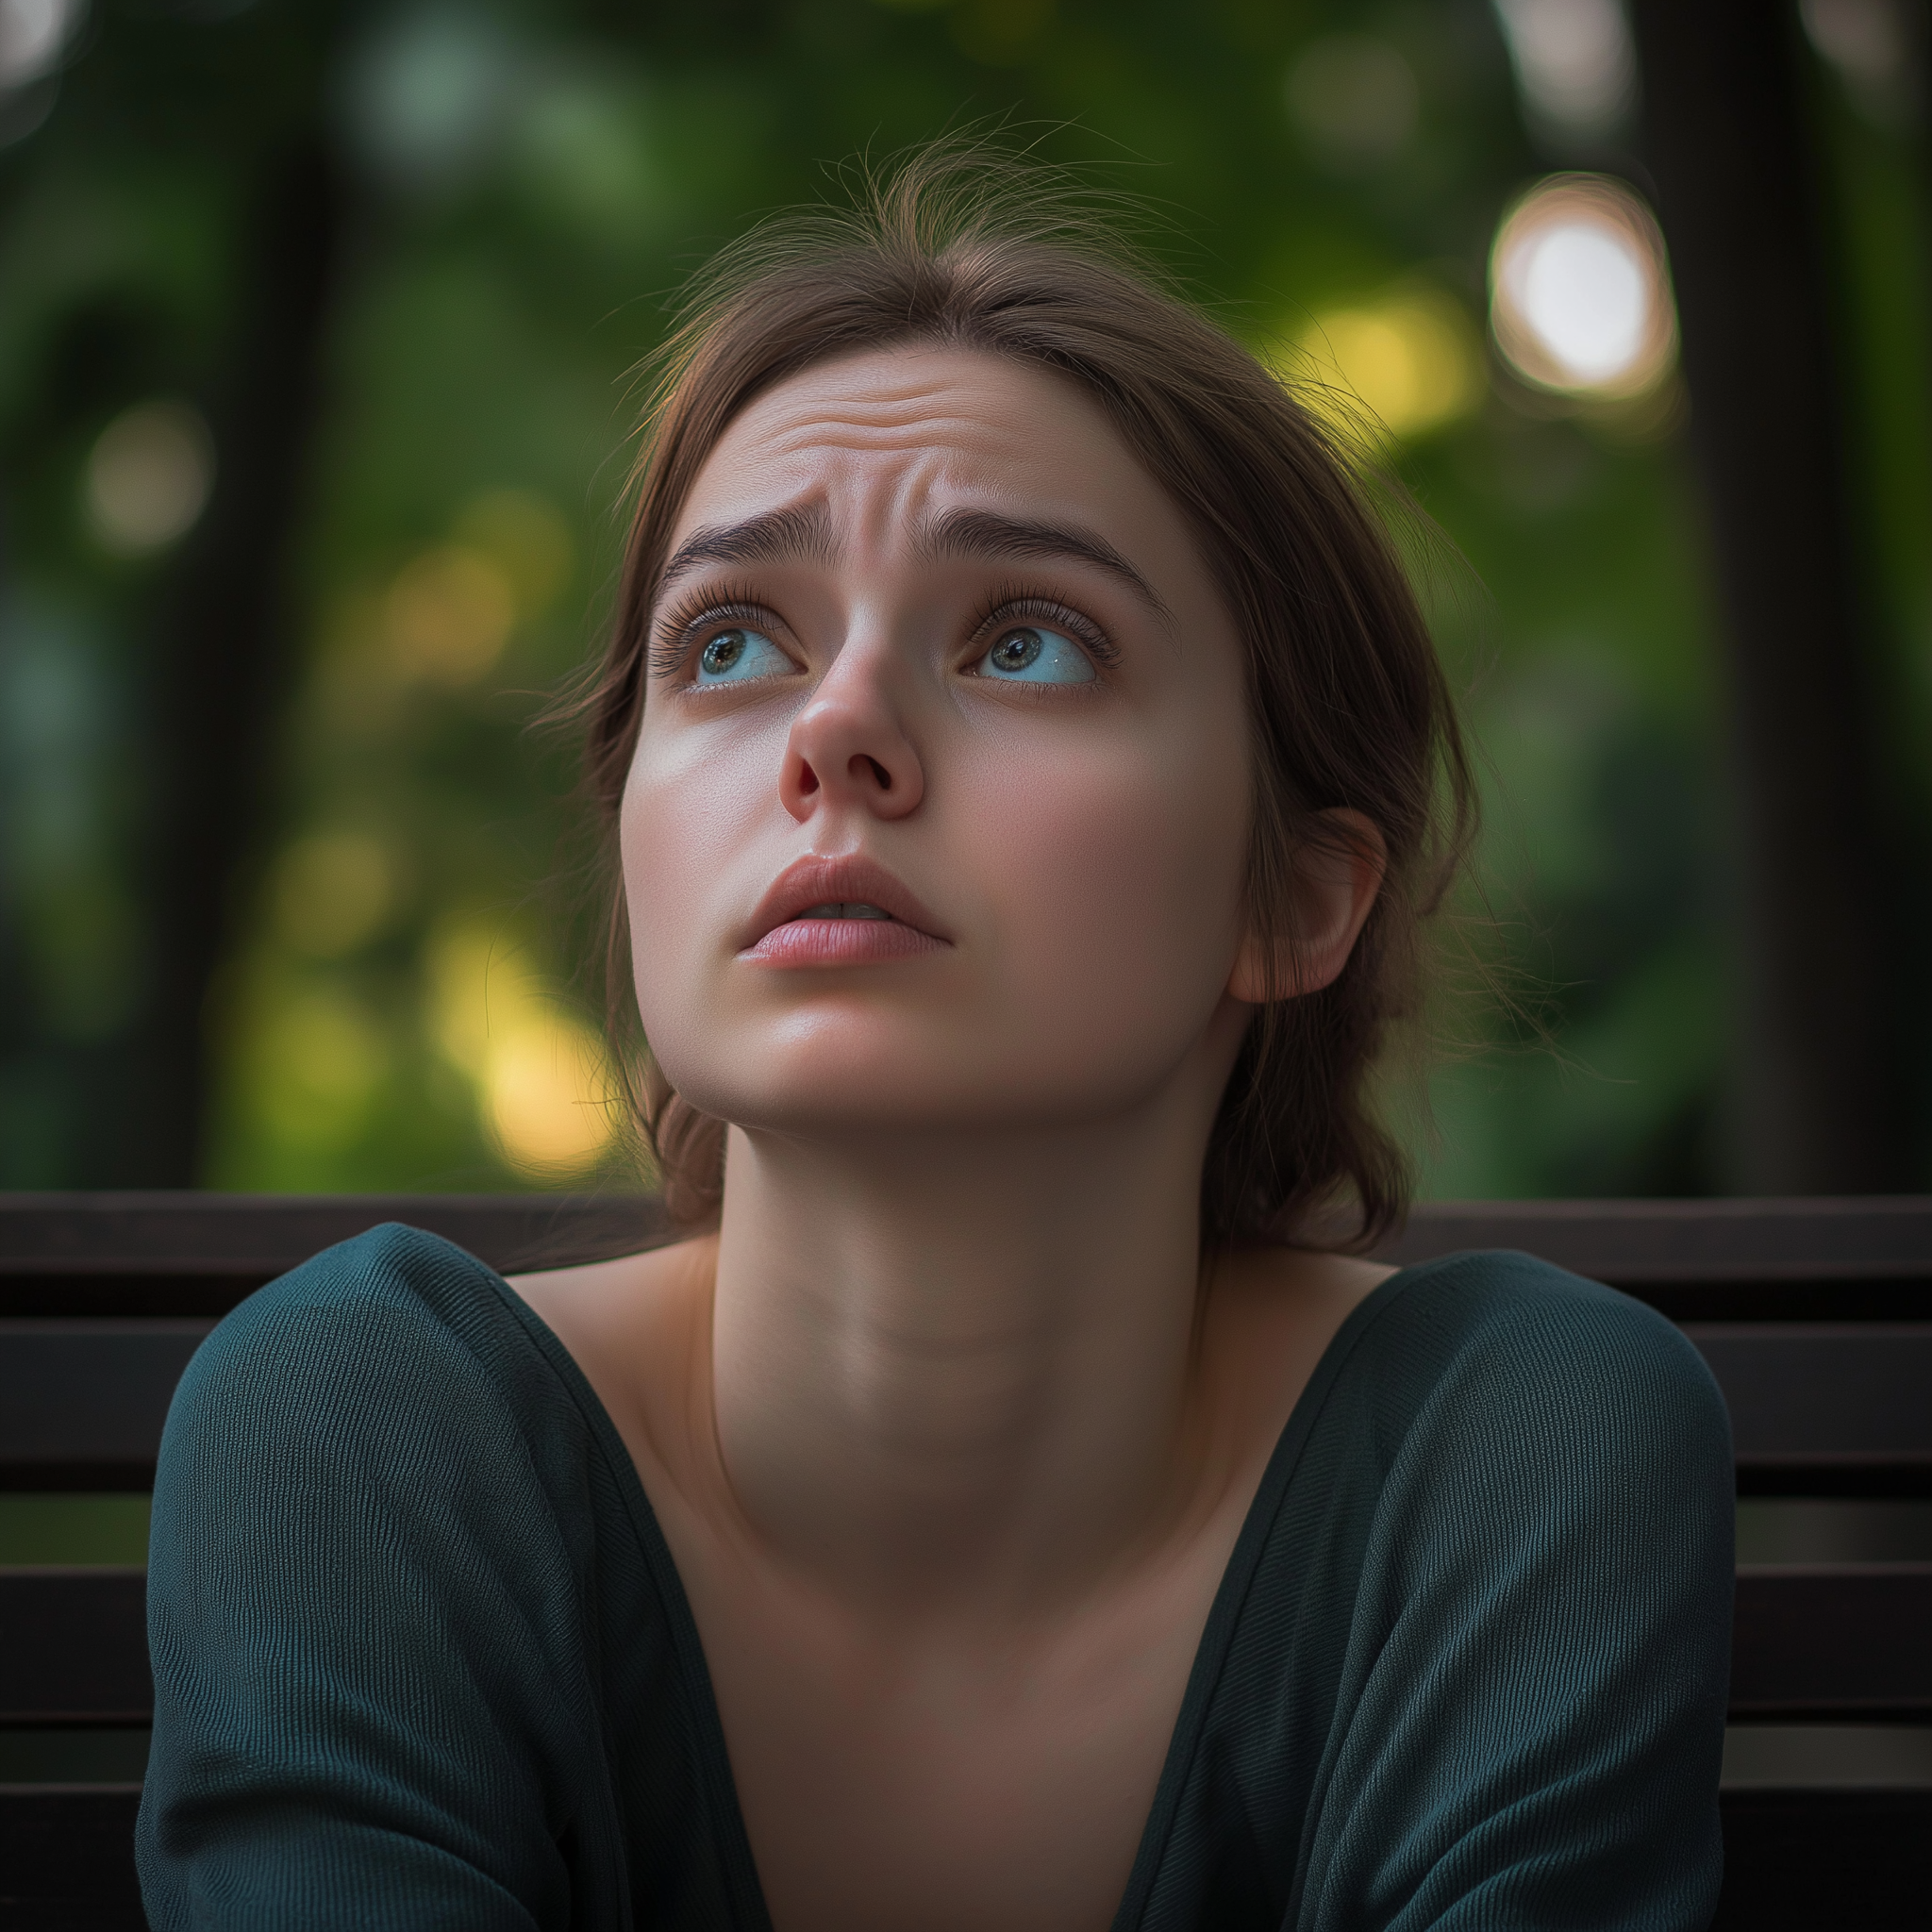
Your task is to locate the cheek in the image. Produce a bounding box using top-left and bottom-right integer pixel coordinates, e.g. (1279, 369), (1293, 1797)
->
(619, 719), (774, 1035)
(963, 715), (1251, 1031)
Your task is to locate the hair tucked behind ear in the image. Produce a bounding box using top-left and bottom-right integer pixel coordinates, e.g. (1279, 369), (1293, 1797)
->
(575, 137), (1476, 1251)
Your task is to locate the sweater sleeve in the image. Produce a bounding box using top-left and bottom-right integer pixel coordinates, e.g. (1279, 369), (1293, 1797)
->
(1293, 1261), (1734, 1932)
(135, 1241), (601, 1931)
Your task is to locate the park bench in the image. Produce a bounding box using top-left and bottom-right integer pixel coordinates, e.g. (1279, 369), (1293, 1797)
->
(3, 1193), (1928, 1930)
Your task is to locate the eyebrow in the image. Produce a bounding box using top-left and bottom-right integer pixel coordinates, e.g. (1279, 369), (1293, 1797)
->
(651, 499), (1170, 625)
(654, 502), (836, 599)
(914, 508), (1171, 623)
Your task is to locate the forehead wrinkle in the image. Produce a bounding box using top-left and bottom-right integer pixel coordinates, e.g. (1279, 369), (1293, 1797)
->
(913, 505), (1173, 625)
(756, 410), (1021, 460)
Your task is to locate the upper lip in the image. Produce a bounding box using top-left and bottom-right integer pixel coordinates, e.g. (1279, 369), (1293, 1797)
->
(742, 855), (949, 949)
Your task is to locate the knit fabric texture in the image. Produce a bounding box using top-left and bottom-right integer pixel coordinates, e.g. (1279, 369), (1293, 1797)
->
(137, 1226), (1734, 1930)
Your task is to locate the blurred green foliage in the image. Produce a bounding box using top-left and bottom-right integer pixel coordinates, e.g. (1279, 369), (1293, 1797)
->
(0, 0), (1925, 1196)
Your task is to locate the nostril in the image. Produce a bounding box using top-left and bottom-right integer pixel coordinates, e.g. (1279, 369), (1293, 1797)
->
(798, 759), (821, 796)
(857, 755), (891, 791)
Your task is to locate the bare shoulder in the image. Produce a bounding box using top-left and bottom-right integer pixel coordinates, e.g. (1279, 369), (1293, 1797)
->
(508, 1232), (714, 1326)
(1209, 1242), (1394, 1329)
(508, 1235), (718, 1476)
(1195, 1244), (1396, 1440)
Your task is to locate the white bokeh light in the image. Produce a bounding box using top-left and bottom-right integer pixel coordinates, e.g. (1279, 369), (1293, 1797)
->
(0, 0), (81, 89)
(1491, 0), (1636, 138)
(84, 400), (217, 556)
(1490, 175), (1676, 401)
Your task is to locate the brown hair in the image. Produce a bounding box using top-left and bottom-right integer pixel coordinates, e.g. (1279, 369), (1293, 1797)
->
(580, 142), (1475, 1249)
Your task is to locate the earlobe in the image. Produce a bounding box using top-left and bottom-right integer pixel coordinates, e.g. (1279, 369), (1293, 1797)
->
(1226, 932), (1276, 1006)
(1227, 808), (1388, 1006)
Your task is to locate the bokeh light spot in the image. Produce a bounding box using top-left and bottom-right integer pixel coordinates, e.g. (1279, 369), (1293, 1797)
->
(341, 7), (512, 190)
(427, 921), (618, 1176)
(1287, 287), (1483, 442)
(83, 401), (216, 556)
(484, 1015), (617, 1174)
(1490, 174), (1676, 400)
(252, 988), (391, 1150)
(274, 833), (398, 958)
(1491, 0), (1636, 138)
(0, 0), (82, 89)
(383, 544), (516, 684)
(452, 489), (574, 618)
(1802, 0), (1916, 125)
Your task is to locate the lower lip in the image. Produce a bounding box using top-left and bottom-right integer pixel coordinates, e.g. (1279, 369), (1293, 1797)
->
(742, 919), (946, 968)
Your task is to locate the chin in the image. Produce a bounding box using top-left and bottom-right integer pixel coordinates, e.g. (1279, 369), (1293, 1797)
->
(654, 1013), (1202, 1144)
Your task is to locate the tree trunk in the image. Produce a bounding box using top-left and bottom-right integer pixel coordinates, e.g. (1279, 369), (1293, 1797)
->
(1627, 0), (1907, 1191)
(108, 128), (347, 1185)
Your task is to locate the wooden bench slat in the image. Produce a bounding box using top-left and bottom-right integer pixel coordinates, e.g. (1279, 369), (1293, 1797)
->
(5, 1192), (1931, 1319)
(1380, 1197), (1932, 1280)
(1709, 1788), (1932, 1932)
(1685, 1327), (1932, 1455)
(0, 1324), (212, 1490)
(0, 1193), (669, 1318)
(0, 1572), (150, 1724)
(0, 1785), (146, 1927)
(4, 1193), (1926, 1923)
(1730, 1565), (1932, 1721)
(1690, 1325), (1932, 1493)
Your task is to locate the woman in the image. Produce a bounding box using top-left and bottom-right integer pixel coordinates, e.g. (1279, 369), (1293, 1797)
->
(138, 149), (1733, 1931)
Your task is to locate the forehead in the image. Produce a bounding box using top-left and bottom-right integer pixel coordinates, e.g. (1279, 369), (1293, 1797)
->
(673, 344), (1189, 554)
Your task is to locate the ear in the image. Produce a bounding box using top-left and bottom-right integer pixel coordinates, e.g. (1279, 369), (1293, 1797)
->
(1228, 808), (1388, 1005)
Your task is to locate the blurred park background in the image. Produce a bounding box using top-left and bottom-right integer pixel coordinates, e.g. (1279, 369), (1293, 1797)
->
(0, 0), (1926, 1203)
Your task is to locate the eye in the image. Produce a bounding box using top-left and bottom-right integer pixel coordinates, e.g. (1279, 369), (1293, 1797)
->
(694, 627), (790, 685)
(970, 625), (1095, 685)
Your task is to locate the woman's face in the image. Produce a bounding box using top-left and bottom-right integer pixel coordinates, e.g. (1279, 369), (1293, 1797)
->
(622, 344), (1256, 1141)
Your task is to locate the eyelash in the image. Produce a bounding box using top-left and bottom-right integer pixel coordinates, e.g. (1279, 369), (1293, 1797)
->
(646, 581), (1122, 683)
(966, 586), (1121, 671)
(648, 582), (777, 681)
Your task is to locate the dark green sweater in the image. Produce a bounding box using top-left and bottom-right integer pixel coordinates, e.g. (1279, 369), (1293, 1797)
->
(136, 1226), (1733, 1930)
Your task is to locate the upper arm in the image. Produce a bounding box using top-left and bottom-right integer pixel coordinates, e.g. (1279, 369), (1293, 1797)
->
(1297, 1278), (1734, 1932)
(135, 1284), (594, 1931)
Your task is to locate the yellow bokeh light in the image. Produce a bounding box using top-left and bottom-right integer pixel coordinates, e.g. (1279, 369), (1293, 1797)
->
(251, 987), (391, 1150)
(1286, 288), (1483, 443)
(384, 545), (516, 686)
(452, 489), (575, 619)
(274, 832), (397, 958)
(426, 921), (618, 1176)
(484, 1016), (617, 1174)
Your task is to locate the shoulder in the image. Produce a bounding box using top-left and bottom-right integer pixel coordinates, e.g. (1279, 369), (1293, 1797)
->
(1361, 1246), (1720, 1406)
(508, 1234), (715, 1404)
(510, 1235), (717, 1494)
(164, 1222), (548, 1467)
(151, 1223), (619, 1620)
(1339, 1248), (1733, 1511)
(216, 1217), (508, 1327)
(508, 1231), (713, 1334)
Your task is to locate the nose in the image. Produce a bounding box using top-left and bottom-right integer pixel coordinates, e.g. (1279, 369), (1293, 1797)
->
(779, 648), (925, 824)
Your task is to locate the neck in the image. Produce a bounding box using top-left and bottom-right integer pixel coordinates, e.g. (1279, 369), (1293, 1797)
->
(708, 1098), (1221, 1619)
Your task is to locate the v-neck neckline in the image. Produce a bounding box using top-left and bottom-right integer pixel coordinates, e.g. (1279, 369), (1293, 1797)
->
(479, 1241), (1437, 1932)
